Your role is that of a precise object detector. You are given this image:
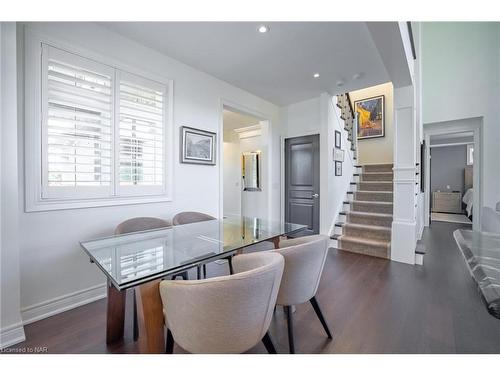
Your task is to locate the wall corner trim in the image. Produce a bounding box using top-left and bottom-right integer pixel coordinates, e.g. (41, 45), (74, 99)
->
(0, 322), (26, 349)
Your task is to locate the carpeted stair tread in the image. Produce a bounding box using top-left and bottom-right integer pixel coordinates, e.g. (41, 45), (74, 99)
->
(338, 235), (390, 247)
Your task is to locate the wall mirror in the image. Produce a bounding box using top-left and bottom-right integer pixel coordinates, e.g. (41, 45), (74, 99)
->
(242, 151), (262, 191)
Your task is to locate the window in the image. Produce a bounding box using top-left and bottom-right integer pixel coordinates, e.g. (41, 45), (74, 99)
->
(25, 36), (172, 211)
(467, 144), (474, 165)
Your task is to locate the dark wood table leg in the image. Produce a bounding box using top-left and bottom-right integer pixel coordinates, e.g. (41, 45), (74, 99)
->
(136, 280), (165, 353)
(272, 236), (280, 249)
(106, 281), (126, 344)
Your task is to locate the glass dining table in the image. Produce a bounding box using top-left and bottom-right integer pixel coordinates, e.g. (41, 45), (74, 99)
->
(453, 229), (500, 320)
(80, 216), (306, 353)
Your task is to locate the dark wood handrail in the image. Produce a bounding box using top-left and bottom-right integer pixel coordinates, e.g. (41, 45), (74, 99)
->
(345, 92), (355, 119)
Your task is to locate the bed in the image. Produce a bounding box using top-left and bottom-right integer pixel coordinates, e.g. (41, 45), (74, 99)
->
(462, 166), (473, 217)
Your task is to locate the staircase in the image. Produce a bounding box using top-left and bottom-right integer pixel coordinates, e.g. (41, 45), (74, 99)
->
(331, 163), (394, 259)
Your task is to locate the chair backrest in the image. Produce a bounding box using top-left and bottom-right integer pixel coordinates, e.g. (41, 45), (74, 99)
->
(172, 211), (216, 226)
(159, 252), (284, 354)
(274, 234), (329, 306)
(114, 217), (171, 235)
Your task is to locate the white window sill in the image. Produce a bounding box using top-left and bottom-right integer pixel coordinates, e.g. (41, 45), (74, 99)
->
(25, 195), (173, 213)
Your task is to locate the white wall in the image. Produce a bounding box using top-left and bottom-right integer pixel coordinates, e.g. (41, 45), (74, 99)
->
(349, 82), (394, 164)
(240, 129), (268, 218)
(422, 22), (500, 209)
(15, 22), (281, 324)
(223, 125), (268, 218)
(0, 22), (25, 348)
(222, 129), (241, 217)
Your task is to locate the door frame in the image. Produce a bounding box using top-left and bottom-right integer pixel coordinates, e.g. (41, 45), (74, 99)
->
(423, 117), (483, 231)
(280, 131), (321, 227)
(218, 98), (273, 220)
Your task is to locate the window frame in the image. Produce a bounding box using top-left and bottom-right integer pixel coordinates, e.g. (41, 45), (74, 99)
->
(24, 28), (174, 212)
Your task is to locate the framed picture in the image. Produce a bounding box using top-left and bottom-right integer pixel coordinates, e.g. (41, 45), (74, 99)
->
(180, 126), (216, 165)
(335, 161), (342, 176)
(333, 148), (344, 162)
(335, 130), (341, 148)
(354, 95), (385, 140)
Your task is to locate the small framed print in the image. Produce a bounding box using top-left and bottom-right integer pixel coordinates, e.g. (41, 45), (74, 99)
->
(335, 161), (342, 176)
(335, 130), (341, 149)
(333, 148), (345, 162)
(180, 126), (217, 165)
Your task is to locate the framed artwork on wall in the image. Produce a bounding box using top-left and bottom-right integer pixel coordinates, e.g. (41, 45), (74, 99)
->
(335, 130), (341, 148)
(180, 126), (217, 165)
(354, 95), (385, 140)
(333, 148), (344, 162)
(335, 161), (342, 176)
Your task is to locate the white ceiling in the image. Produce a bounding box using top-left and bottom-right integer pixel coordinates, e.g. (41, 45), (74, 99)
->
(100, 22), (392, 106)
(223, 109), (261, 131)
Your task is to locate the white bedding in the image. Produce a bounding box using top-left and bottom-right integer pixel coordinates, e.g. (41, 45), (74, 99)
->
(462, 188), (473, 217)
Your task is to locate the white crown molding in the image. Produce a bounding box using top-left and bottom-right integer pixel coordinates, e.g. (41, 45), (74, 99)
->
(234, 124), (262, 139)
(21, 283), (106, 325)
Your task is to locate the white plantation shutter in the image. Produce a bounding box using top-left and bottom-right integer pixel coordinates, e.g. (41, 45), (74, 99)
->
(117, 71), (166, 195)
(35, 42), (169, 207)
(42, 44), (114, 199)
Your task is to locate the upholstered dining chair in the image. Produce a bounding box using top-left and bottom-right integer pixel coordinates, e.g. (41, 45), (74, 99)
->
(114, 217), (188, 341)
(159, 252), (284, 354)
(274, 234), (332, 353)
(172, 211), (219, 278)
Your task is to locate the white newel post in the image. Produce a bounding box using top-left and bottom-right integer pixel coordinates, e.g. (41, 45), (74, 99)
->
(391, 85), (417, 265)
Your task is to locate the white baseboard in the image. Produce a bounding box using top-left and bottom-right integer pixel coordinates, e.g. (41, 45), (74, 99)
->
(21, 283), (107, 325)
(0, 322), (26, 349)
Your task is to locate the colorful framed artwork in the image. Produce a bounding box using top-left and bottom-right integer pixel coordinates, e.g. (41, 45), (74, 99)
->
(354, 95), (385, 140)
(335, 161), (342, 176)
(180, 126), (217, 165)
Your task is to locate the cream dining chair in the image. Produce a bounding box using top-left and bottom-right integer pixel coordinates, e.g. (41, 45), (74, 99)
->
(159, 252), (284, 354)
(274, 234), (332, 353)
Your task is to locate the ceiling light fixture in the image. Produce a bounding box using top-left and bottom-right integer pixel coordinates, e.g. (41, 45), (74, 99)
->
(257, 25), (269, 33)
(313, 73), (320, 78)
(336, 80), (345, 87)
(352, 73), (363, 80)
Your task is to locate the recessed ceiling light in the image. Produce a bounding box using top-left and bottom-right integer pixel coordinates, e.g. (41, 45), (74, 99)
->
(336, 80), (345, 87)
(257, 25), (269, 33)
(352, 73), (363, 80)
(313, 73), (320, 78)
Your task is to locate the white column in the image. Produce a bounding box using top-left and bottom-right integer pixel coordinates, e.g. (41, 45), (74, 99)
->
(391, 85), (417, 265)
(0, 22), (25, 348)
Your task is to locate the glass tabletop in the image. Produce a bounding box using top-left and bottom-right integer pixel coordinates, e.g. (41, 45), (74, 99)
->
(80, 216), (306, 290)
(453, 229), (500, 319)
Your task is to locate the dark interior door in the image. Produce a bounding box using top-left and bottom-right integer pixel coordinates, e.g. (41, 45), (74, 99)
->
(285, 134), (320, 236)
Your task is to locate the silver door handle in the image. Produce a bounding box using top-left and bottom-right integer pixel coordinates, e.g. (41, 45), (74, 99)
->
(312, 193), (319, 198)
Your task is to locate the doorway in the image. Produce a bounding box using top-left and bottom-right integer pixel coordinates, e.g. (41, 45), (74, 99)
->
(284, 134), (320, 236)
(424, 118), (482, 230)
(222, 107), (268, 219)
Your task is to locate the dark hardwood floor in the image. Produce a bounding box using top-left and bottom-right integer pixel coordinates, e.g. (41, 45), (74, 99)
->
(8, 222), (500, 353)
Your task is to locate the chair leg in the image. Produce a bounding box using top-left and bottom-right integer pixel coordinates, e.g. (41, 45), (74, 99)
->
(261, 331), (277, 354)
(203, 264), (207, 278)
(284, 305), (295, 354)
(133, 289), (139, 341)
(165, 329), (174, 354)
(227, 256), (234, 275)
(310, 296), (332, 339)
(197, 265), (202, 279)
